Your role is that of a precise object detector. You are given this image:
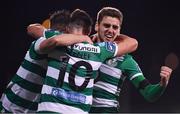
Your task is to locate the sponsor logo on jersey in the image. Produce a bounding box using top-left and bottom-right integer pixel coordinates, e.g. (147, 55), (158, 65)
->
(73, 44), (100, 53)
(51, 88), (86, 103)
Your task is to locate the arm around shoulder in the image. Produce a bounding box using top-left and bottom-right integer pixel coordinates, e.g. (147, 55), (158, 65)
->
(115, 34), (138, 56)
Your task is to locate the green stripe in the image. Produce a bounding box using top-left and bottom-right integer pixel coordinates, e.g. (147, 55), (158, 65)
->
(5, 88), (37, 110)
(0, 101), (2, 112)
(22, 59), (46, 77)
(45, 30), (61, 38)
(48, 58), (61, 69)
(12, 74), (42, 93)
(99, 72), (121, 86)
(44, 76), (93, 95)
(29, 42), (47, 60)
(40, 94), (90, 112)
(93, 87), (117, 100)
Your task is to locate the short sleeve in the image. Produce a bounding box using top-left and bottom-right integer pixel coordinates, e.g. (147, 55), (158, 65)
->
(44, 29), (63, 39)
(121, 55), (143, 80)
(97, 42), (118, 60)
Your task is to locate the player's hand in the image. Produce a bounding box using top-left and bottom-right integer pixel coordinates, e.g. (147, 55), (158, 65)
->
(159, 66), (172, 87)
(27, 23), (45, 39)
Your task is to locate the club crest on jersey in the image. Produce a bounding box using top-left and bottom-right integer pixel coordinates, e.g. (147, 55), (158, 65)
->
(106, 58), (118, 67)
(105, 42), (116, 52)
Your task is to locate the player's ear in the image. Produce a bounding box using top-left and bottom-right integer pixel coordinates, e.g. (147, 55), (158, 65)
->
(95, 22), (98, 32)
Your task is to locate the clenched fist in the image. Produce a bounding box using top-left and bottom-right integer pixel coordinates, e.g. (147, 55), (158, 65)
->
(160, 66), (172, 87)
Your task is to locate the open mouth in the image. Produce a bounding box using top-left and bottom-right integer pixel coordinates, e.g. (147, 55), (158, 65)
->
(105, 34), (114, 41)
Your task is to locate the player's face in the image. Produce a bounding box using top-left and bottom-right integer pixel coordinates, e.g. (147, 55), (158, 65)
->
(96, 16), (121, 42)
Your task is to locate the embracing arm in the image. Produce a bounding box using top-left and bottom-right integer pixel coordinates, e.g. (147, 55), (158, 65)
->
(115, 34), (138, 56)
(38, 34), (93, 53)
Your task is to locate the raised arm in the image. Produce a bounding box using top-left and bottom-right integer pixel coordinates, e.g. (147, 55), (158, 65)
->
(131, 65), (172, 102)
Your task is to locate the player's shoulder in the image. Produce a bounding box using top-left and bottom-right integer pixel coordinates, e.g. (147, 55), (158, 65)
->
(116, 54), (133, 61)
(95, 42), (117, 52)
(45, 29), (63, 38)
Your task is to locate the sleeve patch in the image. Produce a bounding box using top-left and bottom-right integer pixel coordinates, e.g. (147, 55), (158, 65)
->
(105, 42), (116, 53)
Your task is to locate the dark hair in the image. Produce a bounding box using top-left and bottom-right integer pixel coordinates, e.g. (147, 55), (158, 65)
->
(49, 10), (71, 32)
(96, 7), (123, 25)
(69, 9), (93, 35)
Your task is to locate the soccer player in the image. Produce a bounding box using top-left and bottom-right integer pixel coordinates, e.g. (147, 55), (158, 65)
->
(90, 7), (173, 113)
(0, 10), (91, 113)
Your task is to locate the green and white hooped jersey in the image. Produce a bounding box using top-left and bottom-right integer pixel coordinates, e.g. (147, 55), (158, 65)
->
(37, 39), (118, 113)
(1, 42), (47, 113)
(91, 54), (143, 112)
(1, 29), (60, 113)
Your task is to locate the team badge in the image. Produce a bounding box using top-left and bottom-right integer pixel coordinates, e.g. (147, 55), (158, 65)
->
(105, 42), (116, 52)
(106, 58), (118, 67)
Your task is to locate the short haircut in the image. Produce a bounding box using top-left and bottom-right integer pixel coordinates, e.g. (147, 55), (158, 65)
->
(50, 10), (71, 32)
(96, 7), (123, 25)
(69, 9), (93, 35)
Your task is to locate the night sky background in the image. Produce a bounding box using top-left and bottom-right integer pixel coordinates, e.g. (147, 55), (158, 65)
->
(0, 0), (180, 112)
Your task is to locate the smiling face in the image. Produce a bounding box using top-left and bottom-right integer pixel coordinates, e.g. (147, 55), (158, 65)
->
(96, 16), (121, 42)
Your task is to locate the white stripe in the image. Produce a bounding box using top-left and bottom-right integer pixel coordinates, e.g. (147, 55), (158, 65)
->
(25, 51), (47, 69)
(34, 37), (47, 54)
(43, 29), (47, 37)
(113, 42), (118, 57)
(16, 66), (44, 85)
(100, 63), (122, 78)
(41, 85), (92, 104)
(11, 84), (40, 102)
(38, 102), (88, 114)
(92, 97), (118, 107)
(68, 55), (102, 70)
(130, 73), (143, 80)
(46, 66), (59, 80)
(94, 81), (117, 94)
(2, 95), (35, 113)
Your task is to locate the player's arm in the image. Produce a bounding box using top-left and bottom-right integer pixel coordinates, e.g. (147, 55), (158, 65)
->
(115, 34), (138, 57)
(27, 23), (46, 38)
(131, 66), (172, 102)
(36, 34), (93, 54)
(123, 57), (172, 102)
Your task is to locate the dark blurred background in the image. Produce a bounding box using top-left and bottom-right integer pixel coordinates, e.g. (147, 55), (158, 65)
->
(0, 0), (179, 112)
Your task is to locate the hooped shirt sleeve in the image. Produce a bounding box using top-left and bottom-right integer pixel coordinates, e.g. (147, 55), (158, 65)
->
(97, 42), (118, 60)
(121, 55), (144, 81)
(44, 29), (62, 38)
(32, 29), (63, 55)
